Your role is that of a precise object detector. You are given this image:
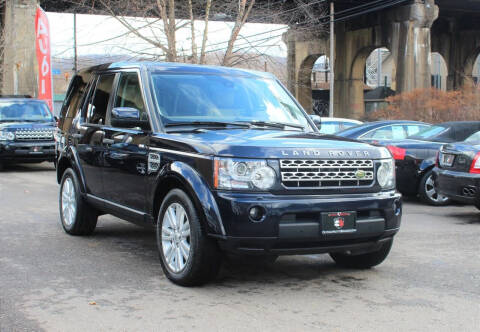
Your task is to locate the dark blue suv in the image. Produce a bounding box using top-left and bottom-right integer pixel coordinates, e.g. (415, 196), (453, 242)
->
(0, 97), (56, 170)
(56, 62), (402, 286)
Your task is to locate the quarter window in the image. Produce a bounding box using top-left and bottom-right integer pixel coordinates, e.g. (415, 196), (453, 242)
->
(87, 74), (115, 125)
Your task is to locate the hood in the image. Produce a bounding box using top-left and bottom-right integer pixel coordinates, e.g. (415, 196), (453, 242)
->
(0, 121), (56, 131)
(154, 129), (388, 159)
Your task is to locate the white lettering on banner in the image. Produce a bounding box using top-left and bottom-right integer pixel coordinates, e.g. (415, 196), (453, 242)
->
(41, 56), (49, 76)
(38, 38), (48, 55)
(37, 19), (48, 37)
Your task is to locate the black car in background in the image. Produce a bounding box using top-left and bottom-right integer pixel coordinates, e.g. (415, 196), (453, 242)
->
(434, 131), (480, 209)
(336, 120), (431, 142)
(384, 122), (480, 206)
(0, 98), (56, 170)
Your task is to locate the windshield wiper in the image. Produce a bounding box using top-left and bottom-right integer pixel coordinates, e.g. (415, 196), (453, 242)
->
(165, 121), (251, 129)
(246, 120), (304, 130)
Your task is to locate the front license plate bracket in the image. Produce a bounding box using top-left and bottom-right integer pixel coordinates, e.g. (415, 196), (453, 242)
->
(321, 211), (357, 235)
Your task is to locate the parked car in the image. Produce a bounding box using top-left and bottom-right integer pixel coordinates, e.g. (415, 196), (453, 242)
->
(56, 62), (401, 286)
(316, 117), (362, 134)
(385, 122), (480, 206)
(336, 120), (430, 142)
(433, 131), (480, 209)
(0, 97), (56, 170)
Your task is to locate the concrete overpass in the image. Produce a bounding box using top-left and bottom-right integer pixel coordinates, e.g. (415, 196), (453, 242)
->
(2, 0), (480, 119)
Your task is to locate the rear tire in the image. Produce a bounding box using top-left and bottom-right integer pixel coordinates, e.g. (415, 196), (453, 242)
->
(419, 169), (451, 206)
(156, 189), (221, 286)
(59, 168), (98, 235)
(0, 162), (3, 171)
(330, 240), (393, 269)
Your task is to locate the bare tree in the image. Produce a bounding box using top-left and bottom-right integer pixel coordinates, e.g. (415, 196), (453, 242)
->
(0, 0), (6, 91)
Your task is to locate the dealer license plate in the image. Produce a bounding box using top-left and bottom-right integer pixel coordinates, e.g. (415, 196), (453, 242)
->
(30, 146), (43, 154)
(321, 211), (356, 235)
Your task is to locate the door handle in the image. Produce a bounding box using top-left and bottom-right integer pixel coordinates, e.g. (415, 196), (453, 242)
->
(103, 138), (115, 145)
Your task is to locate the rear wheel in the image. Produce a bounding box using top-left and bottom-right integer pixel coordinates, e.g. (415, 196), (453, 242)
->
(419, 170), (451, 206)
(330, 240), (393, 269)
(156, 189), (221, 286)
(0, 162), (3, 171)
(59, 168), (98, 235)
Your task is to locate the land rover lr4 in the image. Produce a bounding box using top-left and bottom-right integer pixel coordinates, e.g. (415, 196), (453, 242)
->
(56, 63), (402, 286)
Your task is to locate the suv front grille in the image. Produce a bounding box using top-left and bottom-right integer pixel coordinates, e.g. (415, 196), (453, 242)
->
(15, 129), (54, 141)
(280, 159), (375, 188)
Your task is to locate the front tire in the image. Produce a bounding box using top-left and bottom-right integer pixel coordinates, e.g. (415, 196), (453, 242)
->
(59, 168), (98, 235)
(156, 189), (221, 286)
(419, 169), (451, 206)
(330, 240), (393, 269)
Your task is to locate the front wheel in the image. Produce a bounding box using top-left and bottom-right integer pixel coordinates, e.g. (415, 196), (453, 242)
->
(419, 170), (451, 206)
(156, 189), (221, 286)
(330, 240), (393, 269)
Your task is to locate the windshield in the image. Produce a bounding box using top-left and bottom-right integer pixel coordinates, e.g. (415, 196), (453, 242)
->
(0, 101), (53, 122)
(150, 73), (312, 131)
(408, 125), (447, 140)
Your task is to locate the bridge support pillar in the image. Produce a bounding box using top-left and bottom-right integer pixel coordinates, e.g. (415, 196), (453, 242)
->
(1, 0), (38, 96)
(392, 0), (438, 93)
(284, 30), (328, 113)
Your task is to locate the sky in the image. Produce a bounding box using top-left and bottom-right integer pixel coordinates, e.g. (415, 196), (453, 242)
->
(47, 12), (289, 62)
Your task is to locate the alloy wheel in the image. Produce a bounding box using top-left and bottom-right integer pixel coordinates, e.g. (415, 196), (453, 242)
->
(161, 202), (191, 273)
(425, 175), (449, 203)
(61, 177), (77, 226)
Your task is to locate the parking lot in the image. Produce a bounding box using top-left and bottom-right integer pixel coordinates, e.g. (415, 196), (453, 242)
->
(0, 162), (479, 331)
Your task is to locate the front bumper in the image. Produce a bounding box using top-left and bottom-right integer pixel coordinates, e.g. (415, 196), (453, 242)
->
(433, 167), (480, 204)
(0, 141), (55, 162)
(212, 190), (402, 255)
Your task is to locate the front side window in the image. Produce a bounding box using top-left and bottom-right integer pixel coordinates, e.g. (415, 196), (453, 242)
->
(87, 74), (115, 125)
(363, 125), (406, 140)
(150, 73), (312, 131)
(0, 101), (53, 122)
(113, 72), (149, 123)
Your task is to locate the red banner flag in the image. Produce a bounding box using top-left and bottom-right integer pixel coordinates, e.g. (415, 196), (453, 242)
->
(35, 7), (53, 112)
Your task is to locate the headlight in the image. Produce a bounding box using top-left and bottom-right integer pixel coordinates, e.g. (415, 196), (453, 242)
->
(377, 159), (395, 189)
(0, 130), (15, 141)
(214, 157), (276, 190)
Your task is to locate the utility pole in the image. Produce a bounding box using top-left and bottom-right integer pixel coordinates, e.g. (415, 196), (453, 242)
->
(329, 1), (335, 118)
(73, 13), (78, 74)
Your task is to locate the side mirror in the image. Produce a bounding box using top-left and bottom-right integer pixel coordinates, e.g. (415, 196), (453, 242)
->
(310, 115), (321, 129)
(111, 107), (146, 129)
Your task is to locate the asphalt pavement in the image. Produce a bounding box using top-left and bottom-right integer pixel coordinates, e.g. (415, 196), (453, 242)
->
(1, 162), (479, 332)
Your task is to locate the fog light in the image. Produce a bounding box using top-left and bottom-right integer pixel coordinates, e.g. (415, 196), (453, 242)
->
(249, 206), (265, 222)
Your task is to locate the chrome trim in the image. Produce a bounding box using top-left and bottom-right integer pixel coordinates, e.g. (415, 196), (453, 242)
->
(149, 147), (212, 159)
(86, 194), (145, 216)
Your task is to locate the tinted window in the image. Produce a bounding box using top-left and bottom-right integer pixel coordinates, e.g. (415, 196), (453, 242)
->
(59, 73), (92, 131)
(87, 74), (115, 125)
(114, 73), (148, 121)
(0, 101), (53, 122)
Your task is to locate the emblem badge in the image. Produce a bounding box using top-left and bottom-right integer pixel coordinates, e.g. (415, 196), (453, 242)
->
(333, 217), (345, 229)
(355, 169), (366, 179)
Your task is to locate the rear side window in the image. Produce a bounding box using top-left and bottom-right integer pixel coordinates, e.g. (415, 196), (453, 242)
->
(363, 125), (406, 140)
(87, 74), (115, 125)
(114, 72), (148, 121)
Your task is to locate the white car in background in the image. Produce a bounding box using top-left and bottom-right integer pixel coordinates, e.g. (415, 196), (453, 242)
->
(316, 117), (363, 134)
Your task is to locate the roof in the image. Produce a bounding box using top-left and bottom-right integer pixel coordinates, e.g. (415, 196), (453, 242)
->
(80, 61), (275, 79)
